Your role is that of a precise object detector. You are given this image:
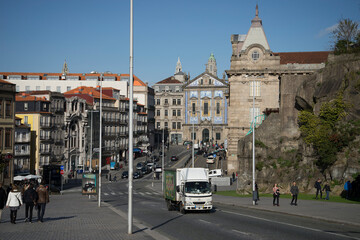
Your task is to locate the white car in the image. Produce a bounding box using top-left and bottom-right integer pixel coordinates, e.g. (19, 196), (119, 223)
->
(209, 169), (222, 178)
(206, 155), (215, 164)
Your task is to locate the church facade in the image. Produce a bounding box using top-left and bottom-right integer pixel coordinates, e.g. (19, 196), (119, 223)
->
(183, 54), (229, 146)
(225, 5), (330, 174)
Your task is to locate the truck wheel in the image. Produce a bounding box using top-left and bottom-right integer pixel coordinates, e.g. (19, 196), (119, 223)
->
(179, 203), (186, 214)
(167, 200), (173, 211)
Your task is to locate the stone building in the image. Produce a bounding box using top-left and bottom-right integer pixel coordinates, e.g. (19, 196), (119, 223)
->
(183, 54), (229, 145)
(153, 58), (189, 146)
(225, 5), (330, 174)
(0, 79), (16, 184)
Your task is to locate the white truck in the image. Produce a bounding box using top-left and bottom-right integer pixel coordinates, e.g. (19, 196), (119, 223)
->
(164, 168), (213, 214)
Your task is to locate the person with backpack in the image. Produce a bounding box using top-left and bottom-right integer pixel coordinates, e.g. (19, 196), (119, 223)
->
(323, 182), (331, 200)
(315, 178), (322, 199)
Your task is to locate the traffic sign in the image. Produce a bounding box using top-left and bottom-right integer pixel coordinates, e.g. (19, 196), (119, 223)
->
(213, 154), (217, 158)
(60, 165), (64, 170)
(60, 170), (64, 175)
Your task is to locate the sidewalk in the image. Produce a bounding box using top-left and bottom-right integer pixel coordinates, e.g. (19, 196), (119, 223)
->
(147, 181), (360, 227)
(0, 191), (154, 240)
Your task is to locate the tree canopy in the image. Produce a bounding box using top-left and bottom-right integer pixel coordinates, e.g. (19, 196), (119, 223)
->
(332, 18), (360, 54)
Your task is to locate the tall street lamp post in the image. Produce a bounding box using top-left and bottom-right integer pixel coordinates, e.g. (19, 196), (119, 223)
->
(98, 73), (103, 208)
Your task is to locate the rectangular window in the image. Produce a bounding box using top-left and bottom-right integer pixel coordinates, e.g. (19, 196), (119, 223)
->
(216, 102), (220, 115)
(24, 116), (28, 124)
(156, 110), (160, 116)
(216, 132), (221, 140)
(165, 110), (168, 116)
(25, 86), (30, 91)
(156, 99), (160, 105)
(5, 128), (12, 148)
(177, 99), (181, 105)
(172, 110), (176, 117)
(177, 122), (181, 129)
(250, 107), (260, 123)
(67, 86), (71, 91)
(191, 132), (196, 140)
(156, 122), (160, 129)
(177, 109), (181, 116)
(204, 102), (208, 115)
(0, 100), (2, 117)
(0, 129), (2, 148)
(192, 103), (196, 114)
(250, 81), (261, 97)
(46, 86), (51, 91)
(16, 86), (20, 92)
(164, 99), (168, 105)
(172, 122), (176, 129)
(173, 99), (176, 105)
(24, 103), (28, 111)
(164, 122), (168, 128)
(5, 100), (12, 117)
(56, 86), (61, 92)
(36, 86), (40, 91)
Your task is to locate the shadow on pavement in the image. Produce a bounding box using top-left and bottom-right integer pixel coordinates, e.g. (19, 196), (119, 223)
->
(44, 216), (76, 222)
(150, 215), (183, 231)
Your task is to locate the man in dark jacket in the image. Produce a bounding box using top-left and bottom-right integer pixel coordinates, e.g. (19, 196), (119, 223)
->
(315, 178), (322, 199)
(23, 183), (38, 223)
(290, 181), (299, 206)
(36, 183), (49, 222)
(0, 182), (7, 223)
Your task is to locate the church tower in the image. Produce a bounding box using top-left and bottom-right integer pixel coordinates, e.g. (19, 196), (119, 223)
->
(175, 57), (182, 74)
(205, 53), (217, 77)
(174, 57), (187, 82)
(61, 59), (69, 80)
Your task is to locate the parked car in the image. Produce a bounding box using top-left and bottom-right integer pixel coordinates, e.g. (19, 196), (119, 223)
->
(136, 162), (144, 170)
(170, 155), (178, 161)
(133, 171), (143, 179)
(147, 162), (155, 170)
(209, 169), (222, 178)
(141, 166), (151, 175)
(155, 166), (162, 173)
(206, 155), (215, 164)
(121, 171), (129, 179)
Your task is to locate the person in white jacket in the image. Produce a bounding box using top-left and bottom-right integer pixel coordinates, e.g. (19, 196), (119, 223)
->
(6, 185), (23, 224)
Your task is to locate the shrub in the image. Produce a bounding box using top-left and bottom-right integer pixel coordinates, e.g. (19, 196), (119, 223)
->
(255, 140), (268, 149)
(256, 162), (264, 171)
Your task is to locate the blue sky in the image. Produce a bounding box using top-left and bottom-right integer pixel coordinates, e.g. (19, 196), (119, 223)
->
(0, 0), (359, 86)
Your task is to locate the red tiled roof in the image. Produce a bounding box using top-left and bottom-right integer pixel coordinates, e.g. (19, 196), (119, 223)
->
(274, 51), (331, 65)
(64, 86), (115, 101)
(0, 79), (15, 84)
(138, 112), (147, 115)
(120, 74), (146, 86)
(16, 94), (50, 102)
(156, 76), (182, 84)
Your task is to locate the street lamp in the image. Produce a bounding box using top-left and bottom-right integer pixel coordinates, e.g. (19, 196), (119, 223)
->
(252, 78), (256, 206)
(98, 73), (103, 208)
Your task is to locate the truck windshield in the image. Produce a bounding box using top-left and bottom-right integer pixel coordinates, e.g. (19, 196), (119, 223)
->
(185, 182), (211, 194)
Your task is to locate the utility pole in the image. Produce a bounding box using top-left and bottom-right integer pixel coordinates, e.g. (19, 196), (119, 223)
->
(128, 0), (134, 234)
(252, 79), (256, 206)
(98, 73), (103, 208)
(162, 127), (164, 192)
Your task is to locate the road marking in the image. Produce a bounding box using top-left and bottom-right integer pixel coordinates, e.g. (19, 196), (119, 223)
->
(111, 192), (116, 195)
(145, 192), (152, 195)
(232, 229), (251, 236)
(118, 192), (124, 195)
(104, 193), (109, 196)
(199, 219), (212, 225)
(139, 192), (145, 196)
(222, 210), (360, 240)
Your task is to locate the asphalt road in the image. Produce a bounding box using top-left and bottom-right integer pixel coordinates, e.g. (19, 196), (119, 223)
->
(103, 146), (360, 240)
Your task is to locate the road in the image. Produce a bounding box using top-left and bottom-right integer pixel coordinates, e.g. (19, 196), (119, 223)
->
(104, 146), (360, 240)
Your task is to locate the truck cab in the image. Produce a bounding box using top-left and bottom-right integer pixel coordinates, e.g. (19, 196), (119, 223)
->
(164, 168), (213, 214)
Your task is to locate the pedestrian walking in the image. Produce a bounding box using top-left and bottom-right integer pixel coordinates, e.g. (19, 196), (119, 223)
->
(272, 183), (280, 206)
(255, 182), (260, 201)
(109, 173), (112, 182)
(6, 185), (23, 224)
(290, 181), (299, 206)
(36, 182), (49, 222)
(323, 182), (331, 200)
(23, 183), (38, 223)
(315, 178), (322, 199)
(344, 180), (351, 199)
(0, 182), (7, 223)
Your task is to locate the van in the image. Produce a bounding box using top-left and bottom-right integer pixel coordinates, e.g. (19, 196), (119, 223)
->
(209, 169), (222, 178)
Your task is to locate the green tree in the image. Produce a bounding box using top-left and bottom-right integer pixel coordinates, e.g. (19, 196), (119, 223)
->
(332, 18), (359, 53)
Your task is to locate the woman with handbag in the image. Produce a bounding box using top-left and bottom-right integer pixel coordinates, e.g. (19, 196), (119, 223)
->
(6, 185), (23, 224)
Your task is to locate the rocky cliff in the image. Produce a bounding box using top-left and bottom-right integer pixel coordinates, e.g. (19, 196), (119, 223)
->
(237, 53), (360, 195)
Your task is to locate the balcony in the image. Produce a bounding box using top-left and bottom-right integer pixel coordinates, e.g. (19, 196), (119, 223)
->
(15, 137), (30, 143)
(14, 150), (30, 156)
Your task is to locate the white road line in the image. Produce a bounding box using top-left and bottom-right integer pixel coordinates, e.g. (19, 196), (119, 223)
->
(222, 210), (360, 240)
(199, 219), (212, 224)
(104, 193), (109, 196)
(232, 229), (251, 236)
(118, 192), (124, 195)
(145, 192), (152, 195)
(111, 192), (116, 195)
(139, 192), (145, 196)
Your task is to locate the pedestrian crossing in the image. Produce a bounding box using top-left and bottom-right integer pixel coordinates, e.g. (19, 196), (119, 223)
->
(102, 190), (162, 198)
